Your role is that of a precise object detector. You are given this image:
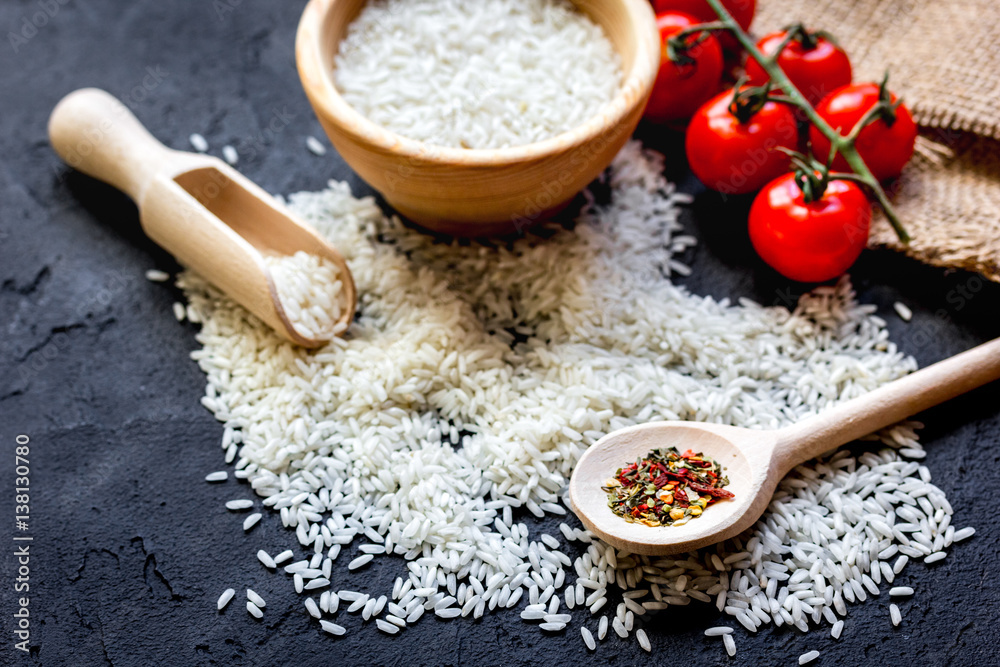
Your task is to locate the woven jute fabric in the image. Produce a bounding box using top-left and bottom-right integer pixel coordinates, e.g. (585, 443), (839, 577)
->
(869, 132), (1000, 280)
(756, 0), (1000, 139)
(756, 0), (1000, 281)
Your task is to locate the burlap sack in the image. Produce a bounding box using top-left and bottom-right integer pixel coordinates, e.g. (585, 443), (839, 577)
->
(755, 0), (1000, 281)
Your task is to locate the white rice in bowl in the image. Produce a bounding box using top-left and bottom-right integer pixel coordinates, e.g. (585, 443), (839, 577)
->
(333, 0), (623, 149)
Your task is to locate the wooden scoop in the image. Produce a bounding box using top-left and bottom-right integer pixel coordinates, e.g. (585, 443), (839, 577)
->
(48, 88), (356, 347)
(569, 336), (1000, 555)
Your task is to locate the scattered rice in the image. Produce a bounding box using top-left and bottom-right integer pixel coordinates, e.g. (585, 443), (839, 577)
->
(723, 633), (736, 657)
(953, 527), (975, 542)
(217, 588), (235, 610)
(581, 626), (596, 650)
(246, 600), (263, 619)
(893, 301), (913, 322)
(305, 597), (321, 618)
(189, 133), (208, 153)
(178, 141), (971, 653)
(320, 620), (347, 636)
(831, 619), (844, 639)
(263, 251), (346, 340)
(889, 587), (913, 597)
(376, 619), (400, 634)
(243, 513), (261, 531)
(172, 302), (186, 321)
(890, 603), (902, 626)
(257, 550), (276, 569)
(348, 554), (374, 570)
(705, 627), (733, 636)
(799, 650), (820, 665)
(205, 471), (228, 482)
(306, 136), (327, 156)
(305, 578), (330, 591)
(222, 145), (239, 165)
(247, 589), (266, 608)
(145, 269), (170, 282)
(225, 500), (253, 511)
(334, 0), (622, 149)
(924, 551), (947, 564)
(636, 628), (651, 652)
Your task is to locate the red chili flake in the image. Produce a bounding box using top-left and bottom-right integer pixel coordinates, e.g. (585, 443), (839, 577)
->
(602, 447), (733, 527)
(688, 481), (736, 499)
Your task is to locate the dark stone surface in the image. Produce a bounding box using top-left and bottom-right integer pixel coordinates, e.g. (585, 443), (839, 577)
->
(1, 0), (998, 665)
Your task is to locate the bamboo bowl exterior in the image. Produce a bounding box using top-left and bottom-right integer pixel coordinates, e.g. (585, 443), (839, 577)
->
(296, 0), (660, 236)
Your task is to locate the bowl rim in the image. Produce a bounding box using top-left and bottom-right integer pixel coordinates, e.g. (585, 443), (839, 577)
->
(296, 0), (660, 167)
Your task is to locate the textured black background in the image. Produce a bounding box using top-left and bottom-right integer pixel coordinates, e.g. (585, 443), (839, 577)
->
(1, 1), (998, 665)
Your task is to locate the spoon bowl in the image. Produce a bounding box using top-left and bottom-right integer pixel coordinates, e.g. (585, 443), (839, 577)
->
(570, 335), (1000, 555)
(570, 422), (778, 555)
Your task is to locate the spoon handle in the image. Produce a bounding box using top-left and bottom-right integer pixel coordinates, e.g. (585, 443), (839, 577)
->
(776, 336), (1000, 470)
(48, 88), (195, 202)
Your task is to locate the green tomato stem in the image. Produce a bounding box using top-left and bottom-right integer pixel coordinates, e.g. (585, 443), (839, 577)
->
(844, 100), (890, 144)
(670, 21), (732, 43)
(701, 0), (910, 243)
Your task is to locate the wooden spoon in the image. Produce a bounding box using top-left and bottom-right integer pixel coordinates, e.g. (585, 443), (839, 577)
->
(569, 336), (1000, 555)
(48, 88), (356, 347)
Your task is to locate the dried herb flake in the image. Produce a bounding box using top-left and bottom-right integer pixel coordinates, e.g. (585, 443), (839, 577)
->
(602, 447), (733, 527)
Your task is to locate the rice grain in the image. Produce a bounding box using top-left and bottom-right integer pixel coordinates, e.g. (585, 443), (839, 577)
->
(799, 650), (820, 664)
(217, 588), (235, 610)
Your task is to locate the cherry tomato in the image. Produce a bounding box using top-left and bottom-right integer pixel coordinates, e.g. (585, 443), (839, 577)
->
(644, 12), (724, 123)
(685, 87), (799, 194)
(745, 28), (852, 104)
(653, 0), (756, 51)
(749, 173), (871, 282)
(809, 83), (917, 181)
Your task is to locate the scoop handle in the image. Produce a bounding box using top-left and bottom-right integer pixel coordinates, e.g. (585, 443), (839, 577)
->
(48, 88), (184, 202)
(777, 336), (1000, 469)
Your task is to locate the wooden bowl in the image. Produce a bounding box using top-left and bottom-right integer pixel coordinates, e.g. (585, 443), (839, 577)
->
(296, 0), (660, 236)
